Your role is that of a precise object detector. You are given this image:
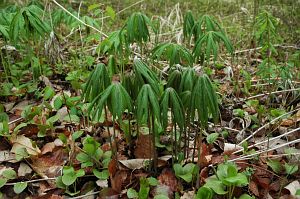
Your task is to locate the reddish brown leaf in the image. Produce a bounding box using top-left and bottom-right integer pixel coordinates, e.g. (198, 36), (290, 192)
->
(249, 180), (259, 196)
(157, 168), (181, 192)
(134, 134), (156, 159)
(110, 170), (128, 193)
(31, 147), (67, 178)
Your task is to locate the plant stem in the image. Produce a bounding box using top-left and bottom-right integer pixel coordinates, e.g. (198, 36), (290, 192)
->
(151, 114), (157, 173)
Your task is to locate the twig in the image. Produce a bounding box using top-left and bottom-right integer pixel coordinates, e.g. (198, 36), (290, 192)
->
(51, 0), (107, 38)
(69, 191), (101, 199)
(229, 138), (300, 162)
(5, 177), (56, 186)
(99, 0), (145, 20)
(244, 88), (300, 101)
(234, 127), (300, 154)
(234, 44), (300, 54)
(237, 107), (300, 146)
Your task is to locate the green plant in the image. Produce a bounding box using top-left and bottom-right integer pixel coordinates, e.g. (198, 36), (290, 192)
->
(82, 63), (110, 102)
(183, 10), (195, 43)
(203, 162), (249, 199)
(10, 4), (50, 42)
(125, 12), (153, 46)
(56, 166), (85, 196)
(173, 163), (199, 183)
(89, 82), (132, 154)
(151, 42), (193, 67)
(127, 177), (158, 199)
(136, 84), (161, 171)
(0, 169), (28, 194)
(161, 87), (185, 162)
(193, 30), (233, 65)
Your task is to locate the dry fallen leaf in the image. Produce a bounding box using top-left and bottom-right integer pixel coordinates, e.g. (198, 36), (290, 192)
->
(18, 162), (32, 177)
(158, 168), (181, 193)
(134, 134), (156, 159)
(284, 180), (300, 199)
(11, 135), (41, 156)
(41, 142), (56, 154)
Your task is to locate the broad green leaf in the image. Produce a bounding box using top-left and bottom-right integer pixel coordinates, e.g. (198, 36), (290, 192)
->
(62, 173), (76, 186)
(93, 169), (109, 180)
(105, 6), (116, 20)
(223, 173), (248, 187)
(72, 130), (83, 141)
(266, 159), (282, 174)
(53, 97), (63, 110)
(196, 186), (213, 199)
(76, 169), (85, 177)
(204, 176), (227, 195)
(284, 163), (298, 175)
(43, 86), (55, 100)
(239, 194), (255, 199)
(0, 178), (7, 188)
(76, 152), (90, 163)
(13, 182), (27, 194)
(147, 177), (158, 186)
(206, 133), (219, 144)
(2, 169), (17, 180)
(127, 188), (138, 198)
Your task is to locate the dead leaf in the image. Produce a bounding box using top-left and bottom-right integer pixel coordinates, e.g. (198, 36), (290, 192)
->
(11, 135), (41, 156)
(249, 180), (259, 196)
(284, 180), (300, 199)
(158, 169), (181, 193)
(134, 134), (156, 159)
(0, 150), (16, 163)
(19, 124), (39, 137)
(119, 159), (147, 170)
(110, 170), (128, 193)
(224, 143), (243, 153)
(18, 162), (32, 176)
(98, 188), (119, 199)
(41, 142), (55, 154)
(31, 147), (67, 179)
(180, 190), (195, 199)
(96, 180), (108, 188)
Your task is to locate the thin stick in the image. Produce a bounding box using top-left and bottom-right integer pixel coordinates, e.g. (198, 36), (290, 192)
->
(230, 138), (300, 162)
(237, 107), (300, 146)
(244, 88), (300, 101)
(69, 191), (101, 199)
(234, 127), (300, 154)
(99, 0), (145, 20)
(5, 177), (56, 185)
(51, 0), (107, 37)
(234, 44), (300, 54)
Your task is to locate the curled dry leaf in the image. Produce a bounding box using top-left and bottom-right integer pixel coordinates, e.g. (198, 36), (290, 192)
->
(11, 135), (41, 156)
(18, 162), (32, 177)
(284, 180), (300, 199)
(224, 143), (243, 153)
(180, 190), (196, 199)
(41, 142), (56, 154)
(0, 150), (16, 163)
